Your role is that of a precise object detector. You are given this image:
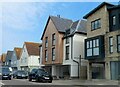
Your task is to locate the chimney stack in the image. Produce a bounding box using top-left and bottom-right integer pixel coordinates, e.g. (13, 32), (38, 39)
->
(57, 15), (60, 18)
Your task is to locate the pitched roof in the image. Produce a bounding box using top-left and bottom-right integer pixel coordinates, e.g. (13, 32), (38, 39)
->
(83, 2), (114, 19)
(14, 47), (22, 60)
(1, 53), (6, 62)
(63, 20), (87, 38)
(25, 42), (40, 56)
(71, 20), (79, 29)
(41, 16), (73, 40)
(76, 20), (87, 34)
(108, 4), (120, 10)
(50, 16), (73, 32)
(6, 51), (13, 60)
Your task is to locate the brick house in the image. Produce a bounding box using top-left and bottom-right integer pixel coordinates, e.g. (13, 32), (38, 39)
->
(83, 2), (120, 80)
(41, 15), (87, 79)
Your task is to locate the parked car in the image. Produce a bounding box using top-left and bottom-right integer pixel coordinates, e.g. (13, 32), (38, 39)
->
(0, 66), (12, 80)
(13, 70), (28, 79)
(29, 68), (53, 83)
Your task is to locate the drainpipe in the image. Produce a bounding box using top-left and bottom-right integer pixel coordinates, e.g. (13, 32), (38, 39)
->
(71, 36), (80, 78)
(72, 59), (79, 78)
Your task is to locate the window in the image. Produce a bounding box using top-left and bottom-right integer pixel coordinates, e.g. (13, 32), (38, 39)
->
(52, 33), (55, 45)
(45, 50), (48, 62)
(66, 46), (69, 60)
(45, 37), (48, 48)
(86, 38), (100, 57)
(66, 29), (70, 35)
(112, 16), (116, 25)
(52, 48), (55, 61)
(109, 37), (113, 53)
(93, 39), (99, 55)
(87, 41), (92, 56)
(117, 35), (120, 52)
(66, 37), (69, 44)
(91, 19), (101, 30)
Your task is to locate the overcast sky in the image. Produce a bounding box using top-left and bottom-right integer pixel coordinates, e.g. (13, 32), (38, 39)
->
(0, 1), (118, 54)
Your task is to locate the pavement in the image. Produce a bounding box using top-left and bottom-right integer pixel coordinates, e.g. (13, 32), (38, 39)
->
(53, 79), (119, 85)
(0, 79), (120, 86)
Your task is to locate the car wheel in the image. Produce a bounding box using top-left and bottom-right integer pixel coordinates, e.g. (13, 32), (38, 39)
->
(48, 80), (52, 83)
(29, 78), (32, 81)
(36, 77), (40, 82)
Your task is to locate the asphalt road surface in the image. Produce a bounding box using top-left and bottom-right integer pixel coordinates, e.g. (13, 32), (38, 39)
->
(0, 79), (119, 87)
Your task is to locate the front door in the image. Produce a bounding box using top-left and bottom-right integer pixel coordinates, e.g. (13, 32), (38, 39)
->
(110, 61), (120, 80)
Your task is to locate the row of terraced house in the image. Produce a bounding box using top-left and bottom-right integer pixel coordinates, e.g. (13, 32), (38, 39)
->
(0, 2), (120, 80)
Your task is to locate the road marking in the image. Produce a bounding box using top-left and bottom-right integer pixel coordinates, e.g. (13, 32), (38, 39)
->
(13, 79), (28, 82)
(0, 82), (5, 85)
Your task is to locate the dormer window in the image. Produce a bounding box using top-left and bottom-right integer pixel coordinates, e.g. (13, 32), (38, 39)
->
(65, 29), (70, 36)
(66, 37), (69, 44)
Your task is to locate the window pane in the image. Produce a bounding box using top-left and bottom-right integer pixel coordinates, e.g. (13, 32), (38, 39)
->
(113, 16), (116, 25)
(91, 22), (94, 30)
(87, 49), (92, 56)
(98, 19), (101, 28)
(87, 41), (89, 48)
(110, 46), (113, 53)
(93, 40), (96, 47)
(118, 45), (120, 52)
(66, 37), (69, 44)
(95, 21), (97, 29)
(52, 48), (55, 60)
(66, 46), (69, 60)
(96, 39), (99, 46)
(109, 37), (113, 45)
(90, 41), (92, 48)
(93, 48), (99, 55)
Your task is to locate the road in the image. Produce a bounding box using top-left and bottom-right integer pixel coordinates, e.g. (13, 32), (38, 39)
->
(0, 79), (83, 87)
(0, 79), (119, 87)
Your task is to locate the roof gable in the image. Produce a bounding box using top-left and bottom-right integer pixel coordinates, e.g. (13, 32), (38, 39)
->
(14, 48), (22, 60)
(24, 42), (40, 56)
(83, 2), (114, 19)
(1, 53), (6, 62)
(6, 51), (13, 60)
(41, 16), (73, 40)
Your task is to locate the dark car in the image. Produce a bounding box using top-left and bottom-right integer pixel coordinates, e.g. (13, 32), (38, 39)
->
(29, 68), (53, 83)
(13, 70), (28, 79)
(0, 67), (12, 80)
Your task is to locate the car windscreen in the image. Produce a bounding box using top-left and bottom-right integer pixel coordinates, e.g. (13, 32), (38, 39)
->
(31, 69), (38, 73)
(18, 71), (27, 75)
(37, 69), (49, 75)
(1, 68), (10, 73)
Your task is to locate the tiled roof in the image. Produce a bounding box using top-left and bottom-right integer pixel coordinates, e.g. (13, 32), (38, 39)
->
(25, 42), (40, 56)
(76, 20), (87, 34)
(14, 48), (22, 60)
(1, 53), (6, 62)
(50, 16), (73, 32)
(41, 16), (73, 40)
(71, 20), (79, 29)
(6, 51), (13, 60)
